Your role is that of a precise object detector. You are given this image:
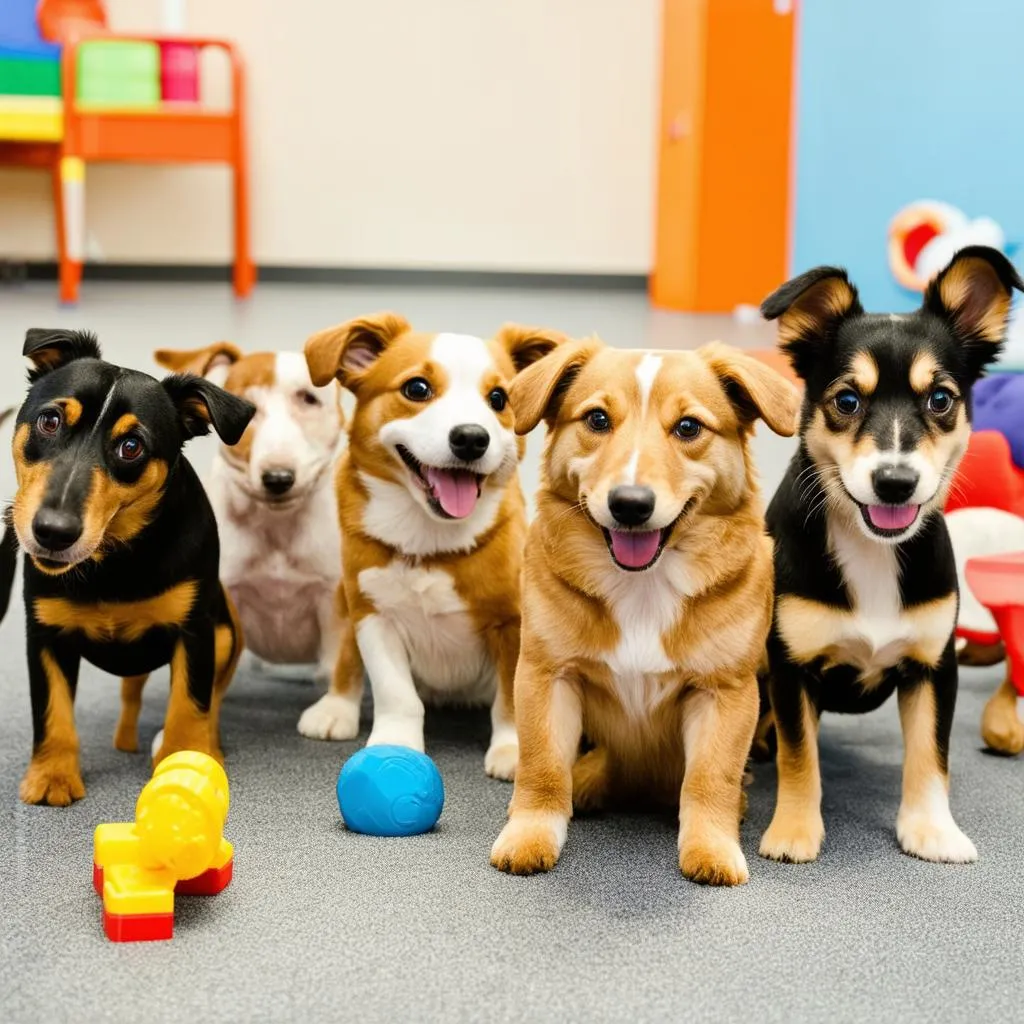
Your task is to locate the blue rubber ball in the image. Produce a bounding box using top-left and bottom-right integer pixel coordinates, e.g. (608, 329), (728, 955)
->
(337, 745), (444, 836)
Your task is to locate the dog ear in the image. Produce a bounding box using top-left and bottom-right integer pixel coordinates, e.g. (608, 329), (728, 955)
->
(923, 246), (1023, 377)
(493, 324), (571, 373)
(154, 342), (243, 387)
(23, 329), (102, 381)
(162, 373), (256, 445)
(304, 313), (411, 389)
(508, 337), (602, 435)
(761, 267), (862, 380)
(700, 343), (801, 437)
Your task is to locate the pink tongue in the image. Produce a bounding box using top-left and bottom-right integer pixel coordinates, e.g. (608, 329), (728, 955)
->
(608, 529), (662, 569)
(867, 504), (919, 530)
(424, 467), (479, 518)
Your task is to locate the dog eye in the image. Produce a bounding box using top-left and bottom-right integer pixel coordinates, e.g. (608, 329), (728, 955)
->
(584, 409), (611, 432)
(928, 387), (954, 414)
(401, 377), (433, 402)
(834, 390), (861, 416)
(36, 410), (62, 435)
(488, 387), (508, 412)
(297, 389), (321, 407)
(117, 435), (145, 461)
(673, 417), (702, 440)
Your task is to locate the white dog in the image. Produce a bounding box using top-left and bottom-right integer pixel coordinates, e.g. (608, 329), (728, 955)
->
(155, 343), (351, 736)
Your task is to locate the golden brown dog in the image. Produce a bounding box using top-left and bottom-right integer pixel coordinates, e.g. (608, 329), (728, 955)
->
(490, 338), (800, 882)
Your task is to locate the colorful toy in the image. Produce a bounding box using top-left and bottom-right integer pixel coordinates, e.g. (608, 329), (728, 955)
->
(946, 431), (1024, 756)
(337, 746), (444, 837)
(93, 751), (234, 942)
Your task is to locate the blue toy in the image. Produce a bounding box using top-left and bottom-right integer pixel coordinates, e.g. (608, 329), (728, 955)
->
(336, 746), (444, 837)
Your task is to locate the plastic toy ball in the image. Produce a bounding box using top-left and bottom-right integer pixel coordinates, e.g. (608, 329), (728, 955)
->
(337, 745), (444, 836)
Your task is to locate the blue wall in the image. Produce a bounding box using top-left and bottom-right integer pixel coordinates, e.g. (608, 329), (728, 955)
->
(793, 0), (1024, 310)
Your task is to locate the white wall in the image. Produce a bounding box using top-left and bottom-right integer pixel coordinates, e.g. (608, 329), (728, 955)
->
(0, 0), (659, 273)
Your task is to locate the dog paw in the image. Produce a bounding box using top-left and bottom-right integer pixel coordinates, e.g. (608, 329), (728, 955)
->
(20, 758), (85, 806)
(897, 809), (978, 864)
(298, 694), (360, 741)
(679, 833), (749, 886)
(759, 811), (825, 863)
(490, 812), (567, 875)
(113, 724), (138, 753)
(367, 716), (424, 752)
(484, 742), (518, 781)
(981, 688), (1024, 757)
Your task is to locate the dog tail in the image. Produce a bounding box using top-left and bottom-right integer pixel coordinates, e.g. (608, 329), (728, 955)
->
(0, 512), (17, 625)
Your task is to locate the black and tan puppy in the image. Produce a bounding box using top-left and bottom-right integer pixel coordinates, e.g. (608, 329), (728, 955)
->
(757, 246), (1022, 864)
(0, 329), (254, 805)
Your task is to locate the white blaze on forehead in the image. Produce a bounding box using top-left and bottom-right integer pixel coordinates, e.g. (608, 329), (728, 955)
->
(431, 333), (494, 387)
(274, 350), (331, 396)
(623, 353), (663, 484)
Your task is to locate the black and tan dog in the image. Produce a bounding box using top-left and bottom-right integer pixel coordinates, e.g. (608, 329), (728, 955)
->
(757, 246), (1022, 864)
(0, 329), (254, 805)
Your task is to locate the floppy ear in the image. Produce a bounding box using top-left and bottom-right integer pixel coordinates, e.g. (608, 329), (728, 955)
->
(923, 245), (1024, 378)
(23, 328), (102, 381)
(508, 337), (602, 435)
(304, 313), (411, 389)
(760, 267), (863, 381)
(154, 342), (243, 386)
(493, 323), (570, 373)
(162, 373), (256, 445)
(700, 343), (801, 437)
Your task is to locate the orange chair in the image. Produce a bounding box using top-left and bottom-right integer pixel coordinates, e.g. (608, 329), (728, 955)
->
(0, 2), (253, 304)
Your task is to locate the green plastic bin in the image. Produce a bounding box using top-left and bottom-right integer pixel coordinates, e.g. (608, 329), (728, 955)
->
(76, 41), (160, 107)
(0, 56), (60, 97)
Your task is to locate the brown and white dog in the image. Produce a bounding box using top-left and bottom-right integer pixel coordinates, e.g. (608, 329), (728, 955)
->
(154, 344), (351, 737)
(304, 314), (565, 776)
(490, 338), (800, 880)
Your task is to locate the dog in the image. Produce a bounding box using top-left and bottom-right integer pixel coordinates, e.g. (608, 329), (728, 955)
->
(303, 314), (566, 776)
(154, 343), (349, 736)
(488, 337), (800, 881)
(1, 328), (254, 805)
(757, 245), (1023, 864)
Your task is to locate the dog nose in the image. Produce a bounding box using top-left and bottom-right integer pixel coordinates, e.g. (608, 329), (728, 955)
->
(261, 469), (295, 496)
(448, 424), (490, 462)
(872, 464), (919, 504)
(32, 509), (82, 552)
(608, 485), (656, 527)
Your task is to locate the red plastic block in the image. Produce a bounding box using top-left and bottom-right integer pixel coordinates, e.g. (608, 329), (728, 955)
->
(175, 858), (233, 896)
(103, 909), (174, 943)
(93, 862), (103, 895)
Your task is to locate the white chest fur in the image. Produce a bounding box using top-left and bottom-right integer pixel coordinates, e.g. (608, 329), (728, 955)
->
(358, 561), (494, 702)
(826, 522), (944, 678)
(596, 551), (694, 718)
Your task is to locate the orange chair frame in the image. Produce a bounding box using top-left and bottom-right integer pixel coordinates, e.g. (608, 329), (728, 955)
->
(0, 32), (254, 303)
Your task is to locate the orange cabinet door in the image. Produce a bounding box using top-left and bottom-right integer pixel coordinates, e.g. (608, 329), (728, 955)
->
(651, 0), (796, 313)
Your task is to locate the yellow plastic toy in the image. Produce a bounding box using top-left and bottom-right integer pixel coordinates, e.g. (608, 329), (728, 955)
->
(92, 750), (233, 942)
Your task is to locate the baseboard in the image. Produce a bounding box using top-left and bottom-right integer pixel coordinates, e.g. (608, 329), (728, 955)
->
(8, 261), (648, 291)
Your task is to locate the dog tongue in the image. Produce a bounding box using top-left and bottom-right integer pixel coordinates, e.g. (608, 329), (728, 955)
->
(425, 467), (479, 518)
(867, 504), (919, 531)
(608, 529), (662, 569)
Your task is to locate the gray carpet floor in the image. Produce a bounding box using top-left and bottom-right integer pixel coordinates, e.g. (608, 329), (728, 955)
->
(0, 282), (1022, 1023)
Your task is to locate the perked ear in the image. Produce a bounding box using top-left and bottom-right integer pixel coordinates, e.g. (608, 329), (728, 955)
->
(23, 328), (102, 381)
(507, 337), (603, 435)
(699, 343), (801, 437)
(304, 313), (411, 389)
(760, 267), (863, 380)
(923, 245), (1024, 377)
(493, 323), (570, 373)
(162, 373), (256, 445)
(153, 342), (243, 386)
